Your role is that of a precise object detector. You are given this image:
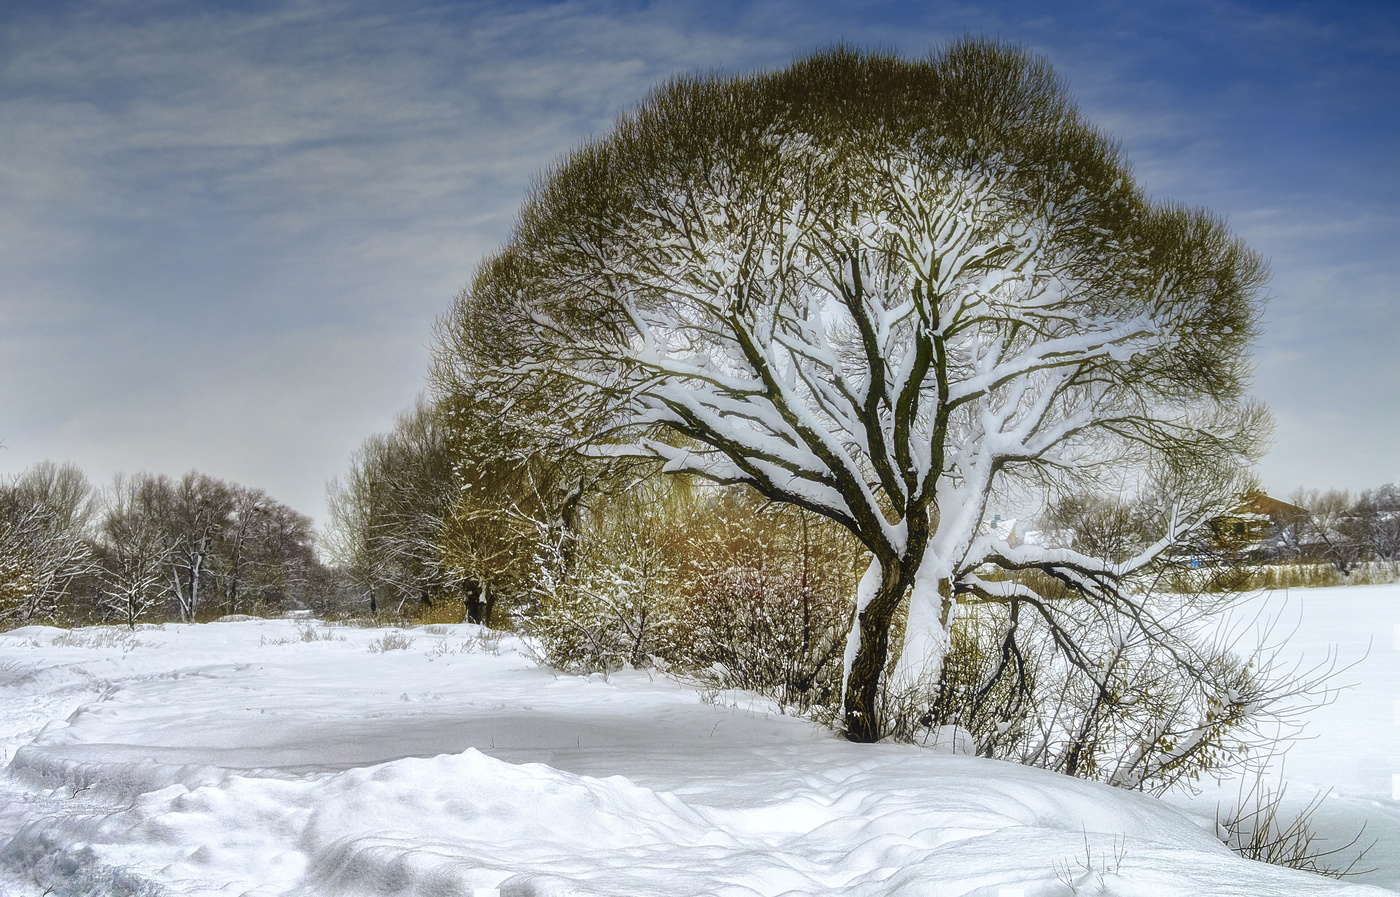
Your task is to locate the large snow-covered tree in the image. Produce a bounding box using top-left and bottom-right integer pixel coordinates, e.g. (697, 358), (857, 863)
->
(435, 42), (1270, 741)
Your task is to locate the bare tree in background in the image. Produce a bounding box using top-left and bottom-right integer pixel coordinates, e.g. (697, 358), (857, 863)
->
(1352, 484), (1400, 570)
(0, 462), (99, 624)
(325, 398), (462, 616)
(99, 473), (174, 628)
(1288, 488), (1367, 576)
(167, 472), (235, 622)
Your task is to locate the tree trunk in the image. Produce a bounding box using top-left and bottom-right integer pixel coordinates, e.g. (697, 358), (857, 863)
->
(190, 553), (201, 622)
(226, 544), (242, 616)
(841, 562), (910, 743)
(463, 578), (487, 624)
(895, 573), (956, 686)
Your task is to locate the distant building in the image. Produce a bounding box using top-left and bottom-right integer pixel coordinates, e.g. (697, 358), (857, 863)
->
(986, 514), (1021, 548)
(1208, 491), (1308, 558)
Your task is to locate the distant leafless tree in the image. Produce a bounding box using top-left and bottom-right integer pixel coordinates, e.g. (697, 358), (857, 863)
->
(1288, 488), (1367, 575)
(99, 473), (174, 628)
(1353, 484), (1400, 569)
(0, 462), (99, 624)
(325, 398), (462, 616)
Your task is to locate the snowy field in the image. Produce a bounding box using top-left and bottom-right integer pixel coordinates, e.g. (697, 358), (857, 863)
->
(0, 585), (1397, 897)
(1178, 582), (1400, 889)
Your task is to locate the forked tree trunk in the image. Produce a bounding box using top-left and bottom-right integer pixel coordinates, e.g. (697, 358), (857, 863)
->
(842, 560), (915, 743)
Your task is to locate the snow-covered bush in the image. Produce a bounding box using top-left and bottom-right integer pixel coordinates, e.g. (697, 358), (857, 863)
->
(528, 545), (677, 674)
(524, 481), (862, 699)
(664, 490), (861, 712)
(524, 483), (683, 674)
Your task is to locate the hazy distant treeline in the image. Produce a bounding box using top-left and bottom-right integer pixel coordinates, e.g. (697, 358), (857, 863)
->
(0, 461), (350, 628)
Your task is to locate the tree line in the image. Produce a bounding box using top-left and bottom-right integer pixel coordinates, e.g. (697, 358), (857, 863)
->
(1269, 486), (1400, 574)
(0, 462), (342, 628)
(1041, 486), (1400, 577)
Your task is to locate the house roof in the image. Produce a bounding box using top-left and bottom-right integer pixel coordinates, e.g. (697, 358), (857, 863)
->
(1231, 491), (1308, 520)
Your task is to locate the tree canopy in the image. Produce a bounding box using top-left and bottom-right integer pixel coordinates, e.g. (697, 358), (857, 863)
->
(434, 40), (1271, 741)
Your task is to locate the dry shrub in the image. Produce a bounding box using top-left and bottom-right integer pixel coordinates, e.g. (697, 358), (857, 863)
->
(1170, 562), (1398, 593)
(525, 480), (864, 706)
(1219, 775), (1375, 878)
(670, 565), (847, 712)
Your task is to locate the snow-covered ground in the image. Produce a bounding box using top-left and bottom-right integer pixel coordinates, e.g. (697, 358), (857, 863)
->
(1174, 582), (1400, 889)
(1, 586), (1397, 897)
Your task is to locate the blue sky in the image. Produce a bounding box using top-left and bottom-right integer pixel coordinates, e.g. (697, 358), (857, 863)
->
(1, 0), (1396, 526)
